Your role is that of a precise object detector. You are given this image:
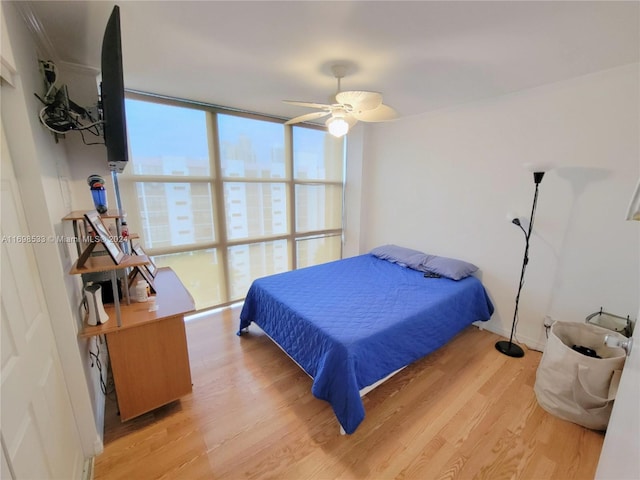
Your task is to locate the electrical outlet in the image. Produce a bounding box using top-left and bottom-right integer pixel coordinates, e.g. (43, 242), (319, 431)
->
(39, 60), (56, 87)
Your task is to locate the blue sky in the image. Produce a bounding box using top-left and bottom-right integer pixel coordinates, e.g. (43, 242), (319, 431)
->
(125, 99), (296, 163)
(125, 99), (209, 159)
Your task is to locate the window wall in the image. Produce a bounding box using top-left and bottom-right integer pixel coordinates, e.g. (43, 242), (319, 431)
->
(120, 94), (344, 310)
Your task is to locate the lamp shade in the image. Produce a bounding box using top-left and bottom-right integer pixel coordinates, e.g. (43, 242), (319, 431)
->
(326, 116), (349, 137)
(523, 162), (554, 173)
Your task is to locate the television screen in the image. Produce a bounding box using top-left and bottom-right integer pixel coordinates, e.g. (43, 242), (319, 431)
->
(100, 5), (128, 173)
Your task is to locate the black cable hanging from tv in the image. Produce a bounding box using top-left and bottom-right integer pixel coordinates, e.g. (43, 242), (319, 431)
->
(34, 60), (104, 143)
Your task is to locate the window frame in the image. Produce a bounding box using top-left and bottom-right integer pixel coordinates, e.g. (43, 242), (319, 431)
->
(120, 91), (345, 310)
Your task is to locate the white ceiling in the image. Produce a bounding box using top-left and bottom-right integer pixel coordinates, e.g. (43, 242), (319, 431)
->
(25, 1), (640, 122)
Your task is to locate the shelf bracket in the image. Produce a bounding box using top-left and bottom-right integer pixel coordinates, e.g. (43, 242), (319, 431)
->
(111, 269), (122, 327)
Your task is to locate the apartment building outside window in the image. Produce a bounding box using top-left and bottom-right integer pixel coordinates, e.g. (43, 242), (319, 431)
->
(120, 94), (345, 310)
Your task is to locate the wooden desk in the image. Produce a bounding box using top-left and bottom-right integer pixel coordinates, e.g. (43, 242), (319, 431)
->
(80, 267), (195, 421)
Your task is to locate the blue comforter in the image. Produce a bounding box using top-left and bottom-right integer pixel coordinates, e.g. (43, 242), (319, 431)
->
(238, 254), (494, 433)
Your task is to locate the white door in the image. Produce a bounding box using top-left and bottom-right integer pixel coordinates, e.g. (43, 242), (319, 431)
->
(0, 122), (85, 478)
(595, 316), (640, 479)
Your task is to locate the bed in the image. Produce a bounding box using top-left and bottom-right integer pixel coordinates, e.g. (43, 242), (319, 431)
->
(237, 249), (494, 434)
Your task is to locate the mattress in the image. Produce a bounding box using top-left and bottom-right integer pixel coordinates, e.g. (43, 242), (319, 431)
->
(238, 253), (494, 433)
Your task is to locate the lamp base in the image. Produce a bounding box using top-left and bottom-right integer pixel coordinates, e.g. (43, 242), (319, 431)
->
(495, 340), (525, 358)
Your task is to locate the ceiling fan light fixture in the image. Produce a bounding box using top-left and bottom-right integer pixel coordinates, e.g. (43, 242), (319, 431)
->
(326, 116), (349, 137)
(284, 64), (396, 132)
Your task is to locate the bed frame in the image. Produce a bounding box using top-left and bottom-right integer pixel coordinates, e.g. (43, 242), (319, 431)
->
(238, 254), (494, 434)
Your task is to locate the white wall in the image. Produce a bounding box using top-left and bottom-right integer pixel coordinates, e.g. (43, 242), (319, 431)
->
(343, 123), (365, 258)
(56, 64), (117, 211)
(1, 2), (103, 457)
(56, 61), (116, 451)
(357, 64), (639, 349)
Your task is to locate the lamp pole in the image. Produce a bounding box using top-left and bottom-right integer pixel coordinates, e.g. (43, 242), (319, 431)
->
(496, 171), (545, 358)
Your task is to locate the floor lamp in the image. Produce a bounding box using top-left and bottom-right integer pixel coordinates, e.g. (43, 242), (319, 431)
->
(496, 170), (546, 358)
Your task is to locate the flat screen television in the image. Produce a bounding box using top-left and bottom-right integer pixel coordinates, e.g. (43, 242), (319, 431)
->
(100, 5), (128, 173)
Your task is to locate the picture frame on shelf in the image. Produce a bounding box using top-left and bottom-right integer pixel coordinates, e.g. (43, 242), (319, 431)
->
(82, 210), (125, 265)
(132, 243), (157, 277)
(127, 264), (156, 294)
(136, 264), (156, 293)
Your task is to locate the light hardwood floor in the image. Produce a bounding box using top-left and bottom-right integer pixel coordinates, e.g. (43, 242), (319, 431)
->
(94, 306), (604, 479)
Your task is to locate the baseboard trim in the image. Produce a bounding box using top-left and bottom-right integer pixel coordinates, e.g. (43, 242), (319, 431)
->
(474, 321), (547, 352)
(82, 457), (94, 480)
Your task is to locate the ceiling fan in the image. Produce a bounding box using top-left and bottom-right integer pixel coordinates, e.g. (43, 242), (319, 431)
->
(283, 64), (398, 137)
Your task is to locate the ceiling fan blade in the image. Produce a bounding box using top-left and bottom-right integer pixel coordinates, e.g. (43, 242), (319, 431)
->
(351, 104), (398, 122)
(335, 91), (383, 111)
(285, 111), (331, 125)
(283, 100), (332, 110)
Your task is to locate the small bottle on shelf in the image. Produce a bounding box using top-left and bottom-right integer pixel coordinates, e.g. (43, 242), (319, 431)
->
(120, 220), (129, 240)
(135, 280), (148, 302)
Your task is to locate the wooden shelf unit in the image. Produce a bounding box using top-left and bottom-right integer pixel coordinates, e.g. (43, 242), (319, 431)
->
(62, 209), (138, 264)
(65, 210), (196, 421)
(65, 209), (145, 325)
(79, 267), (194, 337)
(69, 253), (149, 275)
(62, 209), (126, 222)
(69, 252), (150, 327)
(80, 267), (196, 421)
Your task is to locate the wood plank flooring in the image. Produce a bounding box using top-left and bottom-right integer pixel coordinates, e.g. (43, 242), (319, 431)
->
(94, 306), (604, 479)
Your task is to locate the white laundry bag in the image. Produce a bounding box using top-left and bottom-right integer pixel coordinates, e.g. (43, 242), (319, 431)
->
(534, 321), (627, 431)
